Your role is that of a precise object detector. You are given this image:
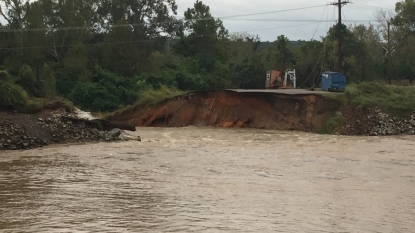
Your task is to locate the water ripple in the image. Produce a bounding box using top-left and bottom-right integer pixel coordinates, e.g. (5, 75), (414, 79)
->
(1, 127), (414, 232)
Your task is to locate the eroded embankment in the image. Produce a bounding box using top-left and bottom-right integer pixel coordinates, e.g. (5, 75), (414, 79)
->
(108, 91), (334, 133)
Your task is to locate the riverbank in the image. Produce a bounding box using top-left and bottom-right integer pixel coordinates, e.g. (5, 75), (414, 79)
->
(106, 84), (415, 136)
(0, 107), (140, 150)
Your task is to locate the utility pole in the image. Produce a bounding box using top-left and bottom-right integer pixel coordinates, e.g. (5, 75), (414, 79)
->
(330, 0), (350, 72)
(387, 21), (391, 85)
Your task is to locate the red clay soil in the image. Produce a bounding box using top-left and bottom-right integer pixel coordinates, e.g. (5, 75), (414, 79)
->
(107, 90), (334, 132)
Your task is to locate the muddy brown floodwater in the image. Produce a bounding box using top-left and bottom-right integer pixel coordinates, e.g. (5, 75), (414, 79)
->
(1, 127), (415, 232)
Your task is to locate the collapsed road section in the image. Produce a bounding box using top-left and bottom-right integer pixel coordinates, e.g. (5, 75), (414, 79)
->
(107, 90), (332, 133)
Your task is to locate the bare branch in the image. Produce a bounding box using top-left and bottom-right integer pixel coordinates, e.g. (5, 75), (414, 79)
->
(0, 2), (12, 25)
(374, 9), (396, 31)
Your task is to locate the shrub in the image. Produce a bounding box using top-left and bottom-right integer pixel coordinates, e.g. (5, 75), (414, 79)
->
(134, 85), (185, 107)
(0, 81), (43, 113)
(16, 65), (40, 97)
(67, 66), (147, 112)
(68, 83), (123, 112)
(324, 82), (415, 118)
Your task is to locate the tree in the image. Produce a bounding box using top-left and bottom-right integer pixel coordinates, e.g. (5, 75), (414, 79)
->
(182, 0), (227, 38)
(275, 35), (295, 71)
(389, 0), (415, 81)
(97, 0), (182, 75)
(349, 24), (384, 82)
(392, 0), (415, 35)
(0, 0), (30, 52)
(292, 40), (324, 87)
(174, 0), (228, 72)
(36, 0), (99, 63)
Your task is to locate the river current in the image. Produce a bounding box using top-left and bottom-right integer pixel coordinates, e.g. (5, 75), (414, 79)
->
(1, 127), (414, 232)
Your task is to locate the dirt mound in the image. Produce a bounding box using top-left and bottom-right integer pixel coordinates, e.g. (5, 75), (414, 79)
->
(0, 109), (140, 150)
(108, 91), (333, 132)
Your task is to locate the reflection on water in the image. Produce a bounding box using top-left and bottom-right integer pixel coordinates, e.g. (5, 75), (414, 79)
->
(1, 127), (415, 232)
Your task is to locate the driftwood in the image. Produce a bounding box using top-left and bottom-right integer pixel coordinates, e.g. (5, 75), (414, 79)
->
(62, 116), (136, 132)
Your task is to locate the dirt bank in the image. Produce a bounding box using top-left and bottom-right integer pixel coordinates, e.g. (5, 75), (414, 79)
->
(0, 108), (140, 150)
(108, 91), (332, 132)
(107, 90), (415, 136)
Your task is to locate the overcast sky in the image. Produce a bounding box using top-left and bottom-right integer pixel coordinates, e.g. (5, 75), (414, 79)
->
(175, 0), (398, 41)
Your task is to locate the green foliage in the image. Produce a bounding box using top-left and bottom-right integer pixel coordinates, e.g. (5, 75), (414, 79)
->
(0, 80), (43, 113)
(291, 40), (324, 87)
(326, 82), (415, 118)
(41, 64), (56, 98)
(1, 0), (415, 116)
(174, 0), (228, 73)
(317, 116), (346, 135)
(68, 66), (144, 112)
(183, 0), (228, 38)
(16, 65), (37, 96)
(134, 85), (185, 107)
(275, 35), (295, 71)
(69, 82), (122, 112)
(393, 0), (415, 33)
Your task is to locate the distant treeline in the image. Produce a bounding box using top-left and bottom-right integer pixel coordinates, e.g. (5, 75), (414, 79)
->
(0, 0), (414, 112)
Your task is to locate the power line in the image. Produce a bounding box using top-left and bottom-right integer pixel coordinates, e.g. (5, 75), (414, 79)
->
(342, 8), (349, 25)
(316, 4), (333, 88)
(299, 2), (334, 89)
(346, 5), (386, 12)
(224, 18), (371, 22)
(0, 18), (382, 33)
(0, 22), (323, 50)
(0, 4), (328, 33)
(353, 3), (394, 11)
(345, 4), (394, 13)
(240, 22), (321, 33)
(311, 5), (329, 40)
(219, 5), (328, 18)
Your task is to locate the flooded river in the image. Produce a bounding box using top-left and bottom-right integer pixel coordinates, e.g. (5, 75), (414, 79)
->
(1, 127), (415, 232)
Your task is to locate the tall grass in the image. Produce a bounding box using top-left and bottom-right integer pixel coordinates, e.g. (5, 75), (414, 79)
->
(104, 85), (185, 119)
(0, 80), (75, 113)
(0, 81), (43, 113)
(134, 85), (185, 107)
(324, 82), (415, 118)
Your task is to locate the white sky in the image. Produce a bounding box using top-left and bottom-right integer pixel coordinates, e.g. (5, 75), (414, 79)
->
(175, 0), (398, 41)
(0, 0), (398, 42)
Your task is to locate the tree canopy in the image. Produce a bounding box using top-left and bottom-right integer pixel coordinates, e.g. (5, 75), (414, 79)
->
(0, 0), (414, 112)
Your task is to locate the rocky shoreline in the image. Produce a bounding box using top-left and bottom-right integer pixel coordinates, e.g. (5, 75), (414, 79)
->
(0, 110), (140, 150)
(339, 108), (415, 136)
(367, 109), (415, 136)
(2, 104), (415, 151)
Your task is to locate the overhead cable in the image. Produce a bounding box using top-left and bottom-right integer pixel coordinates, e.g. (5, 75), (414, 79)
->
(0, 4), (327, 33)
(0, 22), (323, 50)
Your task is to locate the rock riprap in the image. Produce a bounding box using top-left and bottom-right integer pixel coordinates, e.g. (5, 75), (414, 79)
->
(0, 113), (140, 150)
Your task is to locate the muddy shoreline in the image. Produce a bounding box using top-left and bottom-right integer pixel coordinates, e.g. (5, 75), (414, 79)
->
(3, 90), (415, 151)
(107, 90), (415, 136)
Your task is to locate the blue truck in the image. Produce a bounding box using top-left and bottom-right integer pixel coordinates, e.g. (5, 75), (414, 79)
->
(321, 71), (346, 92)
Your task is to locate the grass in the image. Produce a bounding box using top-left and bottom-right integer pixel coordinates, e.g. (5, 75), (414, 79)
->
(317, 116), (347, 135)
(104, 85), (185, 119)
(40, 96), (76, 113)
(322, 82), (415, 118)
(0, 81), (43, 113)
(134, 85), (185, 107)
(0, 80), (75, 113)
